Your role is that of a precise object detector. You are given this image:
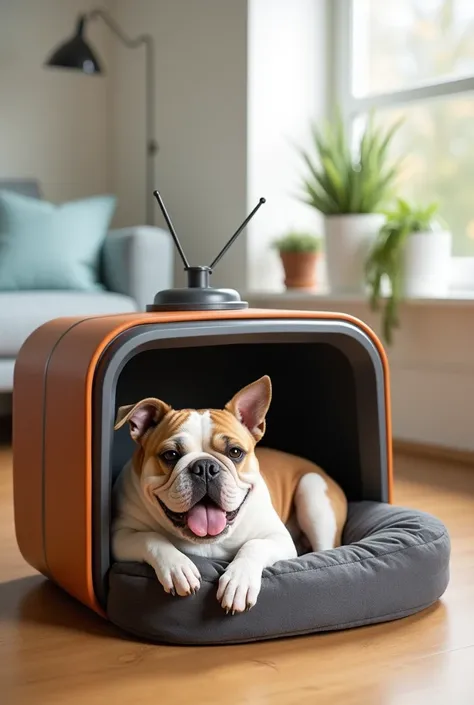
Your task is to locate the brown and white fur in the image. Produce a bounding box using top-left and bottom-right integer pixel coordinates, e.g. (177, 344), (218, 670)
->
(112, 375), (347, 614)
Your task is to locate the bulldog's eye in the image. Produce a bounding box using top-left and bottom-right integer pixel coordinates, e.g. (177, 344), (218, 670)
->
(228, 446), (244, 461)
(161, 450), (180, 464)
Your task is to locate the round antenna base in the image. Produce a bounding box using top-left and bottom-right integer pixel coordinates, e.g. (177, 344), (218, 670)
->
(146, 286), (248, 312)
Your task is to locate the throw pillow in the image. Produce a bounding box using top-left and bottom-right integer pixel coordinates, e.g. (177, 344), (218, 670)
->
(0, 190), (117, 291)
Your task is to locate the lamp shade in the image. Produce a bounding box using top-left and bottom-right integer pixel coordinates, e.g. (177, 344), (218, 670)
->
(45, 16), (102, 74)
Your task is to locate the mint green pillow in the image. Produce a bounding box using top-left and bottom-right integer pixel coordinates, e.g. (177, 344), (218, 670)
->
(0, 191), (116, 291)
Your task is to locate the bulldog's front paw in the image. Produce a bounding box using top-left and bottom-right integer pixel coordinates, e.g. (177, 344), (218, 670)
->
(216, 559), (262, 614)
(149, 553), (201, 597)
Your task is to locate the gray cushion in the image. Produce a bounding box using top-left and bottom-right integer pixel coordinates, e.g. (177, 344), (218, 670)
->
(0, 291), (137, 357)
(107, 501), (450, 645)
(102, 226), (173, 311)
(0, 179), (41, 199)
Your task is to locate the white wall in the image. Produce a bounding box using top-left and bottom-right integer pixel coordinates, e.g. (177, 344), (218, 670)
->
(247, 0), (328, 292)
(0, 0), (112, 203)
(110, 0), (249, 290)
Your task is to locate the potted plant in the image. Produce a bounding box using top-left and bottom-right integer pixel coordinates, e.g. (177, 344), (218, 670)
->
(272, 231), (322, 290)
(298, 110), (404, 294)
(365, 198), (451, 344)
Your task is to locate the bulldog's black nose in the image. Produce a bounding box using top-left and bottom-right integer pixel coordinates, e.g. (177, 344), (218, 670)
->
(190, 458), (220, 481)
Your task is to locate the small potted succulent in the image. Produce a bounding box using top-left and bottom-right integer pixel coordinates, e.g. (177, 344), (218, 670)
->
(272, 231), (322, 290)
(365, 198), (451, 344)
(297, 109), (404, 294)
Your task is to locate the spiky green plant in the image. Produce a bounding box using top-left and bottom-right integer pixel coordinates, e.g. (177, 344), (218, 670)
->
(365, 198), (441, 344)
(272, 231), (321, 254)
(298, 110), (404, 215)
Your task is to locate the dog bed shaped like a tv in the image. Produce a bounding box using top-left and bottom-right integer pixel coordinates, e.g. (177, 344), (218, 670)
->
(12, 193), (450, 645)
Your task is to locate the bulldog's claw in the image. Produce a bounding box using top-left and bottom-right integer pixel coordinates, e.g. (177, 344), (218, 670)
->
(149, 552), (202, 597)
(216, 559), (262, 614)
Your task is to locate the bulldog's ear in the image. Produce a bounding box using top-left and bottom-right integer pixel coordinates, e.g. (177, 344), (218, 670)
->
(114, 398), (171, 442)
(225, 375), (272, 441)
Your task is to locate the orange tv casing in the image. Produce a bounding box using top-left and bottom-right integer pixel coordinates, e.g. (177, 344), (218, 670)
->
(12, 308), (392, 618)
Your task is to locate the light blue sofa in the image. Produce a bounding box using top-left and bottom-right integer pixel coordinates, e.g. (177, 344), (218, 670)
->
(0, 180), (173, 393)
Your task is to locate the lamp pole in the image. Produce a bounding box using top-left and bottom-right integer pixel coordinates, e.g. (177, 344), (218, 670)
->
(86, 10), (158, 226)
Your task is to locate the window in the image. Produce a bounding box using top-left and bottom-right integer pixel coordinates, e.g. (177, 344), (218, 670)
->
(334, 0), (474, 258)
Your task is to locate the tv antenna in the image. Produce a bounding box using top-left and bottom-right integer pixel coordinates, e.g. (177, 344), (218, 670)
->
(147, 190), (266, 311)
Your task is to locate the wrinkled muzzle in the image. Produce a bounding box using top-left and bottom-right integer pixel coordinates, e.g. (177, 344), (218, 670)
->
(159, 456), (248, 539)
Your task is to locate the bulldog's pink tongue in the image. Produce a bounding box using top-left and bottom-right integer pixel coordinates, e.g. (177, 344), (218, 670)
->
(187, 503), (227, 537)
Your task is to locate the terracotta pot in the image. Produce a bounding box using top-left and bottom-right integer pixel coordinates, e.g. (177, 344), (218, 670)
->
(279, 251), (319, 289)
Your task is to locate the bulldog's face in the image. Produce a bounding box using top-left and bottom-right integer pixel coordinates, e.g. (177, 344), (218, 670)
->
(114, 376), (272, 543)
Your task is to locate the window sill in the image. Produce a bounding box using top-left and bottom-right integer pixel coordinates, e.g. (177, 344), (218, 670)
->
(247, 289), (474, 309)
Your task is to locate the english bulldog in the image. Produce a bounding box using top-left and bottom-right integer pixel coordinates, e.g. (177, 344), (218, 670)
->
(112, 375), (347, 614)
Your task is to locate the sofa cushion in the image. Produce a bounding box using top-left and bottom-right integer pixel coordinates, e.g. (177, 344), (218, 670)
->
(0, 191), (116, 291)
(0, 359), (15, 394)
(0, 291), (137, 357)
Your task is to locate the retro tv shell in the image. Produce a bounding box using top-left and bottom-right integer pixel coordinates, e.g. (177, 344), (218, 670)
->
(12, 194), (449, 643)
(13, 308), (392, 613)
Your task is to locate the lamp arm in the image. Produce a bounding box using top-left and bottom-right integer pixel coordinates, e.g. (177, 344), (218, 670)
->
(87, 8), (150, 49)
(87, 7), (157, 225)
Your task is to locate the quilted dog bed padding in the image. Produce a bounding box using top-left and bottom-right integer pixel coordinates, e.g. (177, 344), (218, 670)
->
(106, 501), (450, 645)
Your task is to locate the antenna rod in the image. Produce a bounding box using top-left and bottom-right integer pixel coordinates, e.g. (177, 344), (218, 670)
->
(209, 197), (266, 270)
(153, 190), (190, 269)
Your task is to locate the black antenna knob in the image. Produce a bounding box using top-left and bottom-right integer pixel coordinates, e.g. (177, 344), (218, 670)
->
(187, 266), (211, 288)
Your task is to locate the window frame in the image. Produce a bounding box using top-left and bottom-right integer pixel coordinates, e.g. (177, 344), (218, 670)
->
(331, 0), (474, 287)
(333, 0), (474, 118)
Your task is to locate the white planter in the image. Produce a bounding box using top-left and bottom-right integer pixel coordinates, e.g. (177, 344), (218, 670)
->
(324, 214), (385, 294)
(402, 230), (452, 298)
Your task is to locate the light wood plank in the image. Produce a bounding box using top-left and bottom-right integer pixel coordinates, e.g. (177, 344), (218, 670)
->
(394, 438), (474, 467)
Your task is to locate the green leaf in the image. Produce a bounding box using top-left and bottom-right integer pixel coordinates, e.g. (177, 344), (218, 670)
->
(348, 167), (361, 213)
(321, 156), (345, 202)
(300, 152), (332, 199)
(301, 179), (338, 214)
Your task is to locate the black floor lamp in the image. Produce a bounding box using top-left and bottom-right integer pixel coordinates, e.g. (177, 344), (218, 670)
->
(44, 9), (158, 226)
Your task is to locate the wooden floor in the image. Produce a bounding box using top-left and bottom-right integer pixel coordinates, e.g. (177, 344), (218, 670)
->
(1, 443), (473, 705)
